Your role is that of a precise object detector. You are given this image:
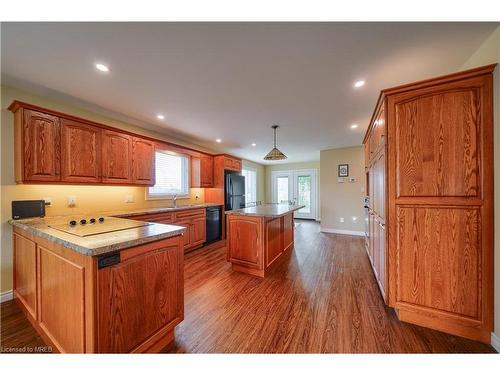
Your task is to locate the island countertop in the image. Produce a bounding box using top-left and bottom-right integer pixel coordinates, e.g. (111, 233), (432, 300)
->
(9, 216), (186, 257)
(225, 204), (305, 218)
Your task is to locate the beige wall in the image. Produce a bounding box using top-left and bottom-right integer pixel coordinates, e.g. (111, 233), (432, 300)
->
(319, 146), (365, 234)
(264, 161), (320, 203)
(242, 159), (266, 203)
(460, 26), (500, 340)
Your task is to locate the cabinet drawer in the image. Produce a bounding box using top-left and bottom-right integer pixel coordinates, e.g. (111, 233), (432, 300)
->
(174, 208), (206, 220)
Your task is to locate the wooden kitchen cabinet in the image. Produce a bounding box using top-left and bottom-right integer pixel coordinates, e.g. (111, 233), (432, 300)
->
(101, 130), (133, 184)
(18, 109), (61, 182)
(12, 227), (184, 353)
(124, 207), (207, 253)
(13, 233), (37, 321)
(224, 155), (242, 171)
(97, 240), (184, 353)
(132, 137), (155, 185)
(363, 64), (495, 344)
(9, 102), (156, 186)
(61, 118), (101, 183)
(191, 154), (214, 188)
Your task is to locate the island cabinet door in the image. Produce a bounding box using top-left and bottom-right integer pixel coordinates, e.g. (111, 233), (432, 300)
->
(97, 237), (184, 353)
(265, 217), (283, 268)
(282, 213), (294, 251)
(227, 216), (263, 269)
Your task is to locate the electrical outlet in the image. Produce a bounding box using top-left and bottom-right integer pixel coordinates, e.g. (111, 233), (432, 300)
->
(338, 178), (345, 183)
(43, 197), (52, 207)
(125, 194), (135, 203)
(67, 196), (77, 207)
(340, 217), (344, 223)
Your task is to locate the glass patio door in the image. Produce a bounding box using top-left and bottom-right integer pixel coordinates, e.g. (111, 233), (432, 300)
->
(271, 169), (317, 220)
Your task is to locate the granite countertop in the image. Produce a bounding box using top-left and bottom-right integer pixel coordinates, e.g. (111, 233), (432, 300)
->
(9, 216), (186, 257)
(105, 203), (222, 218)
(225, 204), (305, 218)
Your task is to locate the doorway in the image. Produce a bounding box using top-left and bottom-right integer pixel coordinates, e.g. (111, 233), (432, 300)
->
(271, 169), (318, 220)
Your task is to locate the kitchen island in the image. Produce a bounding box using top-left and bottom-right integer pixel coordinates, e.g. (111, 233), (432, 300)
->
(225, 204), (304, 277)
(9, 216), (186, 353)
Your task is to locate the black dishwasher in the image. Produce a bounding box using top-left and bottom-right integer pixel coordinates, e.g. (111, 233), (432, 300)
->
(205, 205), (222, 244)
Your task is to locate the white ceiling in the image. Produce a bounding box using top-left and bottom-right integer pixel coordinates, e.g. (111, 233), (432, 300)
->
(1, 22), (498, 164)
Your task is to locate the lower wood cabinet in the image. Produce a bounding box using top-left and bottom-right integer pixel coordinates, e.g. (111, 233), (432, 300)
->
(13, 233), (37, 321)
(97, 240), (183, 353)
(12, 227), (184, 353)
(125, 208), (207, 253)
(227, 213), (295, 277)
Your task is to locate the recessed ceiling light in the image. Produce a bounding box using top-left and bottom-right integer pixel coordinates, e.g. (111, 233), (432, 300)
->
(354, 80), (365, 88)
(156, 114), (165, 120)
(251, 143), (256, 147)
(216, 138), (222, 143)
(95, 63), (109, 72)
(350, 124), (359, 129)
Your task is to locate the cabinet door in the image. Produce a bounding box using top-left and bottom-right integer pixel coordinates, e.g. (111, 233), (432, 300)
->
(373, 217), (381, 279)
(13, 233), (37, 320)
(101, 130), (132, 184)
(265, 217), (283, 268)
(190, 157), (201, 188)
(61, 119), (101, 183)
(200, 155), (214, 187)
(132, 137), (155, 185)
(378, 222), (386, 295)
(23, 109), (61, 182)
(373, 151), (385, 219)
(175, 220), (192, 251)
(97, 239), (183, 353)
(377, 152), (386, 221)
(368, 212), (375, 262)
(190, 217), (206, 247)
(283, 213), (294, 250)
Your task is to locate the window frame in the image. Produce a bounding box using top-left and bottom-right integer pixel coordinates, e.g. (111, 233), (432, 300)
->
(146, 149), (191, 200)
(242, 166), (258, 205)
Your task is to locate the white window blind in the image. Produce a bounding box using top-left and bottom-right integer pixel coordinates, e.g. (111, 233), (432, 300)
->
(242, 168), (257, 204)
(147, 151), (189, 198)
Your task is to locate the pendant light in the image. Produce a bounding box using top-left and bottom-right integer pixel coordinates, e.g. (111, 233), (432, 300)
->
(264, 125), (287, 161)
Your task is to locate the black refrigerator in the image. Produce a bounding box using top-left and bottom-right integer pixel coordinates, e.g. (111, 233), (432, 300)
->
(225, 171), (246, 211)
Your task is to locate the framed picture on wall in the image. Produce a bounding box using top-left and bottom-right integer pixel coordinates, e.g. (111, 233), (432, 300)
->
(338, 164), (349, 177)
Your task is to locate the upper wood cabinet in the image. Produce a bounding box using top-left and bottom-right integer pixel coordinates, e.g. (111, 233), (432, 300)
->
(132, 137), (155, 185)
(101, 130), (133, 184)
(191, 154), (214, 188)
(363, 64), (495, 344)
(9, 101), (160, 186)
(20, 109), (61, 182)
(224, 155), (242, 171)
(61, 119), (101, 183)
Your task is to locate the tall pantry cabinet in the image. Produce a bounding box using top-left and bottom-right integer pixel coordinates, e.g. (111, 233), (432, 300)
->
(363, 64), (495, 344)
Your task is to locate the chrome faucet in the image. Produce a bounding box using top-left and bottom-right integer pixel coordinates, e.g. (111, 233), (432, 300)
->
(172, 194), (178, 208)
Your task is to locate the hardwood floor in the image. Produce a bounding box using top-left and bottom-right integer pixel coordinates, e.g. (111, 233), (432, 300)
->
(1, 220), (496, 353)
